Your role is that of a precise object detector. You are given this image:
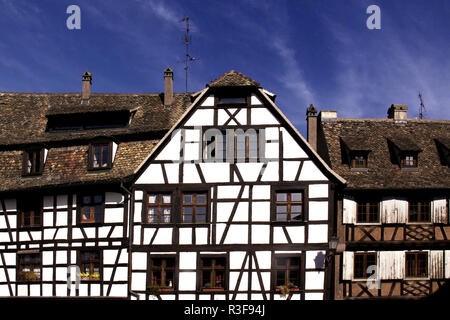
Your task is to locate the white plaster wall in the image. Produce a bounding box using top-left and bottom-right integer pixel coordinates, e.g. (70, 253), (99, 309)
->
(298, 161), (327, 181)
(308, 201), (328, 221)
(136, 163), (165, 184)
(281, 128), (308, 158)
(185, 109), (214, 126)
(155, 129), (181, 161)
(251, 108), (279, 125)
(251, 225), (270, 244)
(308, 224), (328, 243)
(309, 184), (328, 198)
(305, 271), (324, 290)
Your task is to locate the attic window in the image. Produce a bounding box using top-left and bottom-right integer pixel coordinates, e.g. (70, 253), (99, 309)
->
(401, 154), (417, 168)
(350, 152), (368, 169)
(88, 142), (113, 170)
(387, 137), (421, 170)
(22, 148), (44, 176)
(218, 97), (246, 104)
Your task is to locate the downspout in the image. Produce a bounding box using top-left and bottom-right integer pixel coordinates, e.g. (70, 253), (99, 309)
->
(120, 180), (139, 300)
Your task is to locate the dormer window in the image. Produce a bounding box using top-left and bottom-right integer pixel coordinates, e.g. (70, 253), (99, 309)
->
(401, 153), (417, 168)
(88, 142), (113, 170)
(350, 152), (368, 169)
(22, 148), (44, 176)
(218, 97), (246, 104)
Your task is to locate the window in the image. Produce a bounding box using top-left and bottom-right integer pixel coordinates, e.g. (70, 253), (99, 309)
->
(22, 148), (44, 175)
(200, 257), (226, 290)
(405, 252), (428, 278)
(356, 200), (379, 223)
(79, 250), (101, 281)
(274, 256), (301, 288)
(17, 253), (41, 282)
(146, 193), (172, 223)
(274, 191), (303, 222)
(79, 194), (104, 223)
(350, 152), (368, 168)
(89, 142), (112, 169)
(401, 153), (417, 168)
(354, 253), (377, 279)
(182, 192), (207, 223)
(218, 97), (246, 104)
(149, 257), (175, 290)
(18, 197), (42, 228)
(408, 200), (430, 223)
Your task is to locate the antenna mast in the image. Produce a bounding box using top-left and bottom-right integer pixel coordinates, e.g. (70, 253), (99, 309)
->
(418, 92), (426, 119)
(180, 17), (198, 93)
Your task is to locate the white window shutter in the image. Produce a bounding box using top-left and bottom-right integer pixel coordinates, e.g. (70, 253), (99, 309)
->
(342, 252), (354, 280)
(430, 251), (444, 279)
(343, 197), (356, 224)
(432, 198), (448, 224)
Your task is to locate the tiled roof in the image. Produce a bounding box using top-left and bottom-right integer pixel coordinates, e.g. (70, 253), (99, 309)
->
(207, 70), (260, 88)
(388, 136), (421, 152)
(318, 118), (450, 190)
(0, 92), (192, 192)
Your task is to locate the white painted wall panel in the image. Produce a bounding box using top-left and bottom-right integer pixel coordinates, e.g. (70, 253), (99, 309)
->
(255, 251), (271, 269)
(305, 271), (324, 290)
(306, 251), (326, 269)
(132, 252), (147, 270)
(342, 252), (354, 280)
(233, 202), (249, 222)
(236, 163), (264, 182)
(265, 142), (279, 159)
(164, 163), (179, 184)
(104, 207), (124, 224)
(183, 164), (202, 183)
(229, 252), (248, 269)
(252, 201), (270, 222)
(234, 109), (247, 125)
(185, 109), (214, 126)
(143, 228), (156, 245)
(217, 186), (241, 199)
(286, 226), (305, 243)
(184, 142), (200, 161)
(343, 197), (357, 224)
(155, 129), (181, 161)
(201, 95), (214, 106)
(196, 228), (208, 245)
(136, 163), (165, 184)
(308, 224), (328, 243)
(56, 212), (68, 226)
(178, 272), (196, 290)
(283, 161), (300, 181)
(260, 161), (278, 181)
(0, 216), (7, 229)
(305, 293), (323, 300)
(134, 191), (143, 201)
(217, 202), (234, 223)
(251, 94), (262, 105)
(281, 128), (308, 158)
(179, 228), (192, 245)
(379, 251), (405, 280)
(153, 228), (172, 244)
(251, 225), (270, 244)
(309, 184), (328, 198)
(299, 161), (327, 181)
(252, 185), (271, 200)
(251, 108), (279, 125)
(43, 212), (53, 227)
(224, 225), (248, 244)
(309, 201), (328, 221)
(200, 163), (230, 183)
(56, 251), (67, 264)
(273, 227), (288, 244)
(179, 252), (196, 270)
(132, 272), (146, 291)
(134, 203), (142, 223)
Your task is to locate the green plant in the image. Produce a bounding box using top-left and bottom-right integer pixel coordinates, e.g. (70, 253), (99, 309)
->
(147, 284), (161, 296)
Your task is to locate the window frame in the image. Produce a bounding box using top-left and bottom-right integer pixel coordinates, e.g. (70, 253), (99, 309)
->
(198, 255), (228, 291)
(18, 196), (43, 229)
(400, 152), (418, 168)
(353, 252), (377, 280)
(17, 252), (42, 283)
(405, 252), (428, 279)
(147, 255), (177, 291)
(78, 250), (102, 282)
(271, 186), (307, 224)
(77, 193), (105, 224)
(181, 190), (210, 224)
(272, 254), (302, 291)
(408, 199), (431, 223)
(356, 199), (380, 224)
(22, 148), (44, 176)
(350, 151), (368, 169)
(144, 192), (174, 224)
(88, 141), (113, 170)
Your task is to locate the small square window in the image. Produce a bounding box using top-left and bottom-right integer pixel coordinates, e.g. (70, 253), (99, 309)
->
(354, 253), (377, 279)
(149, 257), (176, 290)
(18, 197), (42, 228)
(79, 194), (104, 223)
(182, 192), (208, 223)
(146, 193), (172, 223)
(350, 152), (368, 168)
(274, 255), (301, 289)
(17, 253), (41, 282)
(356, 200), (379, 223)
(405, 252), (428, 278)
(274, 191), (304, 222)
(200, 257), (227, 291)
(79, 250), (102, 281)
(401, 154), (417, 168)
(408, 200), (430, 223)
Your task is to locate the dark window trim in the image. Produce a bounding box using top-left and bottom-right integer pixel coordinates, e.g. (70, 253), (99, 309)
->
(353, 252), (377, 280)
(272, 254), (303, 291)
(17, 196), (43, 229)
(198, 254), (228, 291)
(405, 251), (428, 279)
(143, 191), (175, 224)
(77, 193), (105, 224)
(356, 199), (380, 224)
(22, 148), (45, 176)
(271, 186), (308, 224)
(147, 255), (177, 291)
(181, 190), (209, 224)
(408, 199), (431, 223)
(17, 251), (42, 283)
(88, 141), (113, 170)
(78, 249), (103, 282)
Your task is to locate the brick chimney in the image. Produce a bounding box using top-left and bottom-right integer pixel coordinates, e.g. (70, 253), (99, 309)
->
(164, 67), (174, 107)
(388, 104), (408, 123)
(81, 71), (92, 102)
(306, 104), (318, 151)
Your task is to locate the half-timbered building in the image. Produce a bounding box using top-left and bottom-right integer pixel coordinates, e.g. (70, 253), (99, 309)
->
(0, 69), (345, 300)
(310, 104), (450, 299)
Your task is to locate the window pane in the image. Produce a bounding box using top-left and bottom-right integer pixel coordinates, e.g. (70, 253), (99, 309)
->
(183, 215), (192, 223)
(196, 206), (206, 215)
(291, 205), (302, 213)
(291, 213), (302, 221)
(148, 194), (157, 204)
(276, 214), (287, 221)
(196, 194), (207, 204)
(162, 195), (171, 204)
(196, 214), (206, 223)
(277, 193), (287, 202)
(83, 196), (91, 204)
(183, 207), (193, 215)
(276, 205), (287, 213)
(94, 195), (102, 203)
(291, 193), (302, 202)
(276, 271), (286, 286)
(184, 194), (193, 204)
(82, 207), (91, 220)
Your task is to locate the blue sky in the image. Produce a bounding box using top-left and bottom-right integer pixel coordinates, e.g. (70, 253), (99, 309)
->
(0, 0), (448, 136)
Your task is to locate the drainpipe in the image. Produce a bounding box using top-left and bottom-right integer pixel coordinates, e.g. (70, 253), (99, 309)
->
(120, 180), (139, 300)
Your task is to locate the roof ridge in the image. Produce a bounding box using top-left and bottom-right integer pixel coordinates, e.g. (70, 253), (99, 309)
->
(207, 70), (260, 87)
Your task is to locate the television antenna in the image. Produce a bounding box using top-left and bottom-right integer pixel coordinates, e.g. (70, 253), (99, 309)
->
(180, 17), (198, 93)
(418, 92), (426, 119)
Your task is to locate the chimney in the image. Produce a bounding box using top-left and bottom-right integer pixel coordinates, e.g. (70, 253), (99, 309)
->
(306, 104), (318, 151)
(164, 67), (174, 107)
(81, 71), (92, 101)
(388, 104), (408, 123)
(319, 110), (338, 122)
